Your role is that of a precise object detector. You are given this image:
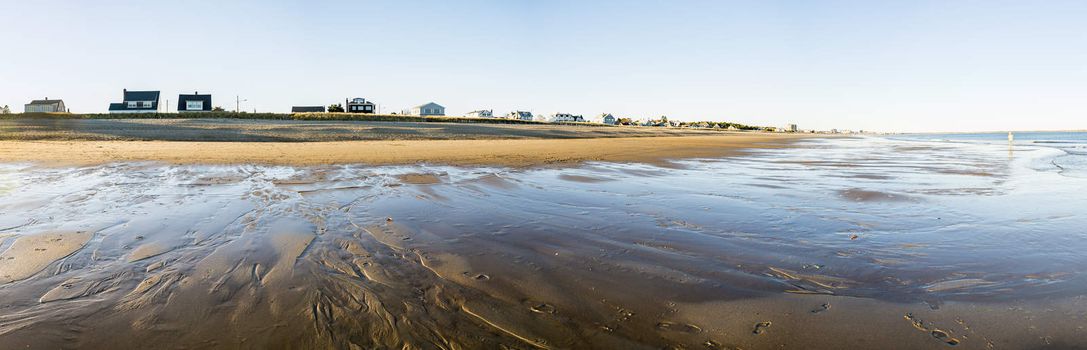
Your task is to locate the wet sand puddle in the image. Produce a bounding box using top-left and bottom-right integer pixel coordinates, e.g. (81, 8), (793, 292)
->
(1, 137), (1086, 349)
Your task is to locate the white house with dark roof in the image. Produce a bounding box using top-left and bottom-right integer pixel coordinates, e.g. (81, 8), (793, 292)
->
(177, 92), (212, 112)
(24, 98), (66, 113)
(506, 111), (533, 121)
(404, 102), (444, 116)
(465, 109), (493, 118)
(109, 89), (159, 113)
(549, 113), (585, 123)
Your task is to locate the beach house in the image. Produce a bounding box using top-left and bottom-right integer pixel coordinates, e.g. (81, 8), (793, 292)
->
(177, 92), (212, 112)
(108, 89), (159, 114)
(465, 110), (493, 118)
(24, 98), (66, 113)
(405, 102), (445, 116)
(346, 98), (375, 113)
(506, 111), (533, 121)
(599, 113), (616, 125)
(292, 106), (325, 113)
(549, 113), (585, 123)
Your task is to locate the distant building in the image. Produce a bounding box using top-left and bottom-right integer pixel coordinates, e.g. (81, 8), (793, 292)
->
(404, 102), (445, 116)
(346, 98), (375, 113)
(549, 113), (585, 123)
(177, 92), (212, 112)
(24, 98), (66, 113)
(507, 111), (533, 121)
(788, 124), (798, 132)
(292, 106), (325, 113)
(600, 113), (616, 125)
(465, 109), (494, 118)
(108, 89), (159, 114)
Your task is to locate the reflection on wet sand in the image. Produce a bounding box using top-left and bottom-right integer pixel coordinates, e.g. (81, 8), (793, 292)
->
(1, 137), (1086, 349)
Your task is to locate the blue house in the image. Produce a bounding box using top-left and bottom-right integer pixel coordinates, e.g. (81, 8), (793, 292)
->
(108, 89), (160, 113)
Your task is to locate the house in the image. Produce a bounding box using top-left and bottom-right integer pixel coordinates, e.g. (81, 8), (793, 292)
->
(465, 110), (494, 118)
(108, 89), (159, 113)
(506, 111), (533, 121)
(292, 106), (325, 113)
(404, 102), (445, 116)
(346, 98), (375, 113)
(599, 113), (616, 125)
(177, 92), (212, 112)
(549, 113), (585, 123)
(24, 98), (66, 113)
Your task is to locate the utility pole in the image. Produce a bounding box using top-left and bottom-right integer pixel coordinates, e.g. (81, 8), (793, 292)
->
(235, 95), (247, 113)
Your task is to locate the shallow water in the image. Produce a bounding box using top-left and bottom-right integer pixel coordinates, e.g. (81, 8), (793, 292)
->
(0, 137), (1085, 349)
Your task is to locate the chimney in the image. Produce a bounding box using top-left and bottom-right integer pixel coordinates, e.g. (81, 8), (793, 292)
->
(195, 91), (198, 95)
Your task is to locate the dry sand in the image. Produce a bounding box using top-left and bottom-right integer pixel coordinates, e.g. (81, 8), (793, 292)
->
(0, 134), (806, 167)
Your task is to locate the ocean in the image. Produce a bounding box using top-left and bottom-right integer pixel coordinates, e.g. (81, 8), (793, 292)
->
(895, 131), (1087, 177)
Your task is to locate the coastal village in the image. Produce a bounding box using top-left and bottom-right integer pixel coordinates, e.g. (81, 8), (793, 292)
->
(6, 89), (829, 133)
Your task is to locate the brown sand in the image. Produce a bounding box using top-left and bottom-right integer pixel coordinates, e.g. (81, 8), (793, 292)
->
(0, 134), (806, 167)
(0, 231), (93, 284)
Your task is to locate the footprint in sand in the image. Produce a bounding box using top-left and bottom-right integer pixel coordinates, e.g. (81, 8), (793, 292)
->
(931, 330), (961, 346)
(656, 321), (703, 334)
(811, 303), (832, 314)
(904, 313), (961, 346)
(463, 272), (490, 281)
(753, 321), (772, 335)
(530, 303), (556, 314)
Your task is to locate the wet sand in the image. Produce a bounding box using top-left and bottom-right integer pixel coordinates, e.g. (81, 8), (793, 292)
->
(1, 137), (1085, 349)
(0, 134), (803, 167)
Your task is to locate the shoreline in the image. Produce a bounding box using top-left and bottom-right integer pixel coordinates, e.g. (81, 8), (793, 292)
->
(0, 134), (814, 167)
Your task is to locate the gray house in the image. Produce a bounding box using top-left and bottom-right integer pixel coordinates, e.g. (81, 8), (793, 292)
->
(292, 106), (325, 113)
(108, 89), (159, 113)
(405, 102), (444, 116)
(24, 98), (66, 113)
(177, 92), (212, 112)
(600, 113), (616, 125)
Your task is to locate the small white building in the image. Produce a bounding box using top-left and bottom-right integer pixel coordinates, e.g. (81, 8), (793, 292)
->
(24, 98), (66, 113)
(404, 102), (445, 116)
(549, 113), (585, 123)
(506, 111), (533, 121)
(465, 109), (494, 118)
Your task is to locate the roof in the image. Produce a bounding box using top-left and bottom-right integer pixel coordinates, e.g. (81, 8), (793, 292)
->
(292, 106), (325, 113)
(177, 94), (212, 111)
(415, 102), (443, 109)
(28, 99), (63, 105)
(123, 90), (160, 102)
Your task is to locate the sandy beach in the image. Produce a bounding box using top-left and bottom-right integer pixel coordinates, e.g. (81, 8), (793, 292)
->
(0, 119), (808, 167)
(0, 135), (802, 167)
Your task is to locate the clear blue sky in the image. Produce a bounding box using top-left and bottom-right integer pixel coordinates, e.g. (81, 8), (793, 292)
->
(2, 0), (1085, 132)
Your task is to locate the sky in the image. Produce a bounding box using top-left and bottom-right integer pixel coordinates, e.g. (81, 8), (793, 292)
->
(1, 0), (1085, 133)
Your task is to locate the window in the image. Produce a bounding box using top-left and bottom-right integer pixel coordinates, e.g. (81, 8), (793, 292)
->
(186, 100), (204, 111)
(127, 101), (137, 108)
